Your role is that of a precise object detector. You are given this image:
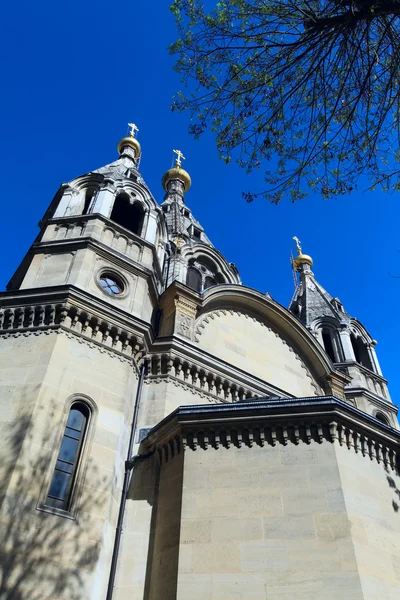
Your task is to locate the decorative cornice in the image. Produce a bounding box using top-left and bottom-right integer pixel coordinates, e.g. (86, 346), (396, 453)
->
(0, 285), (150, 367)
(141, 396), (400, 471)
(148, 338), (298, 401)
(144, 351), (278, 404)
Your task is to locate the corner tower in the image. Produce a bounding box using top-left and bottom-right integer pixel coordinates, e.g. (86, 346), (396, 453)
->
(160, 150), (241, 290)
(289, 237), (395, 425)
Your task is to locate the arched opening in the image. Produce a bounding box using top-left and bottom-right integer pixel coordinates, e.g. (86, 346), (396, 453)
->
(375, 412), (389, 425)
(322, 329), (336, 362)
(46, 402), (90, 511)
(351, 334), (373, 370)
(83, 189), (96, 215)
(186, 267), (202, 292)
(110, 193), (144, 236)
(204, 276), (217, 290)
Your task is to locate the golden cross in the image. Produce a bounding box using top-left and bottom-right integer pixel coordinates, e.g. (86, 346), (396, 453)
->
(128, 123), (139, 138)
(173, 149), (185, 167)
(293, 236), (302, 255)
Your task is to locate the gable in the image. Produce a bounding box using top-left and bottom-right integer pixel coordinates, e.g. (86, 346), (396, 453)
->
(195, 310), (320, 397)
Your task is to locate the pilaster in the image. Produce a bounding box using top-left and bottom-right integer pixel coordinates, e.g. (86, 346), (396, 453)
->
(159, 282), (200, 341)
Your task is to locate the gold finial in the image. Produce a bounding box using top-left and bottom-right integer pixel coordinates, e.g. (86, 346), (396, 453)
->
(128, 123), (139, 138)
(293, 236), (302, 255)
(292, 236), (313, 271)
(118, 123), (141, 158)
(173, 149), (185, 167)
(162, 148), (191, 193)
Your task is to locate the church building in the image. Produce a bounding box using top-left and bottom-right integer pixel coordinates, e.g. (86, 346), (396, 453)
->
(1, 126), (399, 600)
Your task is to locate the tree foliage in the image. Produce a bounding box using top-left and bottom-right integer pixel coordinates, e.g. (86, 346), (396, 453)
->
(170, 0), (400, 202)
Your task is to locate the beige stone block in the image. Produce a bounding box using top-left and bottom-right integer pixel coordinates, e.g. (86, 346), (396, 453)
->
(258, 463), (310, 489)
(240, 540), (289, 571)
(288, 540), (341, 574)
(314, 513), (351, 540)
(265, 577), (323, 600)
(213, 572), (265, 597)
(263, 515), (316, 541)
(212, 517), (262, 543)
(234, 444), (281, 468)
(211, 468), (260, 489)
(353, 541), (396, 583)
(280, 444), (319, 466)
(191, 542), (241, 573)
(179, 544), (193, 573)
(282, 487), (328, 515)
(181, 519), (212, 544)
(177, 573), (213, 600)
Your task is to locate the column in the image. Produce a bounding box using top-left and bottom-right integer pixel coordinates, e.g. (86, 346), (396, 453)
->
(92, 180), (115, 217)
(338, 324), (356, 362)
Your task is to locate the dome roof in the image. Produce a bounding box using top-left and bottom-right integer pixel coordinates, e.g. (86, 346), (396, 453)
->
(162, 166), (191, 193)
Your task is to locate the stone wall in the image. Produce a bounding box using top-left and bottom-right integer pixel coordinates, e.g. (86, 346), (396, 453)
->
(0, 331), (138, 600)
(196, 310), (320, 398)
(142, 429), (400, 600)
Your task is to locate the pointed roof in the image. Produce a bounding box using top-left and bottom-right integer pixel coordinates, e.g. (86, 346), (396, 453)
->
(290, 271), (350, 328)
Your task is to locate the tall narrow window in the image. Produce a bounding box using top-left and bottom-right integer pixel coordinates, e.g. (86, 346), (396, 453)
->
(351, 334), (373, 371)
(83, 189), (95, 215)
(46, 403), (89, 510)
(186, 267), (202, 292)
(322, 329), (336, 362)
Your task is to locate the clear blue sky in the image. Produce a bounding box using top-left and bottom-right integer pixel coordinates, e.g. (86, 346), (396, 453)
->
(2, 1), (399, 404)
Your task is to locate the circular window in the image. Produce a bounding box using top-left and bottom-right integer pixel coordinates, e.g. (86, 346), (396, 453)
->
(99, 274), (124, 295)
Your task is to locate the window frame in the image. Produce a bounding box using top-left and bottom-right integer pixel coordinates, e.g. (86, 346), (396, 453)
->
(95, 267), (130, 300)
(185, 260), (223, 293)
(37, 395), (97, 520)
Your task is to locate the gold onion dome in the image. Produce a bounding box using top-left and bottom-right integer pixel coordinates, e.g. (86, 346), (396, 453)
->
(117, 135), (141, 158)
(292, 236), (313, 270)
(162, 165), (191, 193)
(293, 253), (313, 270)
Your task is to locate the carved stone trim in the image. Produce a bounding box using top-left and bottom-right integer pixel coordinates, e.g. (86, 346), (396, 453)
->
(144, 398), (400, 472)
(144, 353), (280, 404)
(0, 302), (145, 366)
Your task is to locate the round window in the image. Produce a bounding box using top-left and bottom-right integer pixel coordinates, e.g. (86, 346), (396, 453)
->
(99, 274), (124, 295)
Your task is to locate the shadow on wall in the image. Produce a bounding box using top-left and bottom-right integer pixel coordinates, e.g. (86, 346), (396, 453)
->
(0, 406), (108, 600)
(387, 474), (400, 513)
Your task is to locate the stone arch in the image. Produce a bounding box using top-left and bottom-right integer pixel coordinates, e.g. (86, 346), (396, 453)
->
(349, 320), (376, 372)
(310, 317), (344, 363)
(110, 192), (145, 237)
(196, 285), (345, 397)
(181, 245), (241, 292)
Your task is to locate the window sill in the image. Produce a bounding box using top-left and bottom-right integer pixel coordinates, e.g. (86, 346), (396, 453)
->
(36, 503), (76, 520)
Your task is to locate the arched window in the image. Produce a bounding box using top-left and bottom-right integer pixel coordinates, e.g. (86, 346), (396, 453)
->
(319, 325), (343, 363)
(186, 257), (225, 293)
(322, 329), (336, 362)
(204, 276), (217, 290)
(110, 193), (144, 236)
(351, 334), (373, 371)
(375, 412), (390, 425)
(83, 189), (96, 215)
(46, 402), (90, 510)
(186, 267), (202, 292)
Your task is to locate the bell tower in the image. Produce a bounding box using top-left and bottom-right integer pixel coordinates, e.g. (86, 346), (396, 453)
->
(0, 125), (167, 599)
(289, 237), (395, 425)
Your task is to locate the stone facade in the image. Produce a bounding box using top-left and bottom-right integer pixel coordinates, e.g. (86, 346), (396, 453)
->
(0, 133), (398, 600)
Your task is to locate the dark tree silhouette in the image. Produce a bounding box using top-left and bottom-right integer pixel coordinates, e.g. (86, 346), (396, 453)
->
(0, 407), (106, 600)
(170, 0), (400, 202)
